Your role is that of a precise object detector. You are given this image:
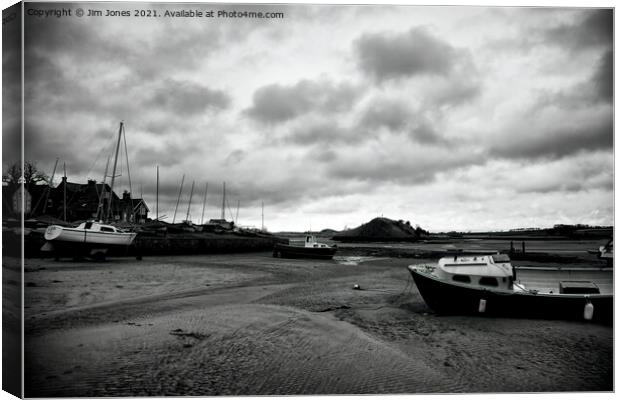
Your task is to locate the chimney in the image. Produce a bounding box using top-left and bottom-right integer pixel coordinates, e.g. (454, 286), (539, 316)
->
(123, 191), (131, 200)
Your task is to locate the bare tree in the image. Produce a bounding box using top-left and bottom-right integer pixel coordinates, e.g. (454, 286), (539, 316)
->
(3, 161), (49, 190)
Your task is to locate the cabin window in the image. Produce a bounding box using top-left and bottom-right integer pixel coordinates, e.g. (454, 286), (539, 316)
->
(100, 226), (115, 232)
(85, 222), (93, 229)
(452, 275), (471, 283)
(479, 277), (499, 287)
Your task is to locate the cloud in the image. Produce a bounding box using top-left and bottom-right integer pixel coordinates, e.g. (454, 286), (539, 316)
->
(147, 79), (231, 116)
(284, 121), (355, 146)
(543, 9), (613, 52)
(489, 111), (612, 160)
(358, 98), (446, 144)
(529, 50), (612, 114)
(245, 79), (360, 124)
(354, 27), (460, 82)
(593, 50), (613, 104)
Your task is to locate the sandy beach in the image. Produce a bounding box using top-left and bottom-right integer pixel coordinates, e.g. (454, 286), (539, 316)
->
(17, 252), (612, 396)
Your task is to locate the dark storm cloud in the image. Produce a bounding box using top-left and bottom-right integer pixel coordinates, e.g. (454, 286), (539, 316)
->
(543, 9), (612, 51)
(147, 79), (231, 116)
(354, 27), (459, 82)
(245, 80), (360, 124)
(490, 116), (612, 160)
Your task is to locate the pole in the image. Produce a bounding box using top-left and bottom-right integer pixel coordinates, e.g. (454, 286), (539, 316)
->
(156, 165), (159, 221)
(106, 122), (124, 221)
(185, 180), (195, 223)
(97, 157), (110, 221)
(200, 182), (208, 225)
(261, 201), (264, 231)
(122, 124), (132, 198)
(235, 200), (240, 225)
(63, 163), (67, 222)
(221, 182), (226, 220)
(41, 158), (58, 214)
(172, 174), (185, 223)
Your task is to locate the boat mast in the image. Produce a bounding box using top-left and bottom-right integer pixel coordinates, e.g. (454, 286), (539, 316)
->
(106, 122), (124, 222)
(200, 182), (208, 225)
(97, 157), (111, 221)
(185, 180), (195, 223)
(40, 158), (58, 215)
(221, 181), (226, 220)
(172, 174), (185, 223)
(156, 165), (159, 221)
(63, 162), (67, 222)
(235, 200), (240, 225)
(261, 201), (264, 231)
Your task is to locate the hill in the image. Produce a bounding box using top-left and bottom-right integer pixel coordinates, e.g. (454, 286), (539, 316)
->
(332, 217), (426, 242)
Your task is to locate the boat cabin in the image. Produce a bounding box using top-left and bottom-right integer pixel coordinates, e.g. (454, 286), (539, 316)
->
(434, 254), (515, 291)
(304, 235), (331, 248)
(78, 221), (121, 233)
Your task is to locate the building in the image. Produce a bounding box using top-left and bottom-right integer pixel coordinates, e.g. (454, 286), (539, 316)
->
(4, 178), (149, 223)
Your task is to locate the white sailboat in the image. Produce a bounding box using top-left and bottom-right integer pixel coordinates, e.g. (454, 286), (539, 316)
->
(43, 122), (138, 250)
(44, 220), (136, 245)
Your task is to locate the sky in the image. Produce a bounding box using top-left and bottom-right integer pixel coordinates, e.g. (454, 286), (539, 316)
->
(5, 1), (614, 232)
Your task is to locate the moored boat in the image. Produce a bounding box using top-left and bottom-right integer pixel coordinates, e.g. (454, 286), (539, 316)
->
(408, 254), (612, 323)
(273, 234), (337, 259)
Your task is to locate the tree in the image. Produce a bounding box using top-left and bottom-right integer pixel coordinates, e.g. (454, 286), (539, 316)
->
(2, 161), (48, 191)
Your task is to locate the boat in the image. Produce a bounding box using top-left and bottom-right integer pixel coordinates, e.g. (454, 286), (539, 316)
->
(273, 234), (337, 259)
(407, 253), (612, 323)
(44, 221), (137, 246)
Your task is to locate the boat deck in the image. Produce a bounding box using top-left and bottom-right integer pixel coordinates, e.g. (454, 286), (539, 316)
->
(514, 267), (613, 295)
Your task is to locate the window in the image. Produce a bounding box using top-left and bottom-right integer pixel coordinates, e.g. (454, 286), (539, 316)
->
(100, 226), (115, 232)
(479, 277), (498, 287)
(452, 275), (471, 283)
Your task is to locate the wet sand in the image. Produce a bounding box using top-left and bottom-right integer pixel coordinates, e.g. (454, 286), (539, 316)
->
(18, 253), (613, 396)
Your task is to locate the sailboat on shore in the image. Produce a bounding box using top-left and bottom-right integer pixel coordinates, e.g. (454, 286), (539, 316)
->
(42, 122), (138, 256)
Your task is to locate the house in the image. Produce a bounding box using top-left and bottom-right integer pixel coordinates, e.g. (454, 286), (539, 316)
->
(119, 191), (150, 224)
(5, 178), (149, 223)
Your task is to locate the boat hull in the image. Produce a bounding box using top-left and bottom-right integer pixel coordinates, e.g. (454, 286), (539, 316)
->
(44, 225), (136, 246)
(408, 267), (613, 324)
(273, 243), (337, 260)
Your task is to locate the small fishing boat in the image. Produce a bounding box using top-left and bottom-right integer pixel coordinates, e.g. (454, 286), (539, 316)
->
(408, 254), (612, 323)
(273, 234), (337, 259)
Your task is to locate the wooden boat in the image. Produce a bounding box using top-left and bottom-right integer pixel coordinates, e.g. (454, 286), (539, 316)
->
(273, 234), (337, 259)
(44, 221), (137, 246)
(408, 254), (612, 323)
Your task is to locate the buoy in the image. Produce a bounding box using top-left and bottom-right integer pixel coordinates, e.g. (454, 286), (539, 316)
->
(353, 284), (361, 290)
(584, 300), (594, 321)
(478, 298), (487, 313)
